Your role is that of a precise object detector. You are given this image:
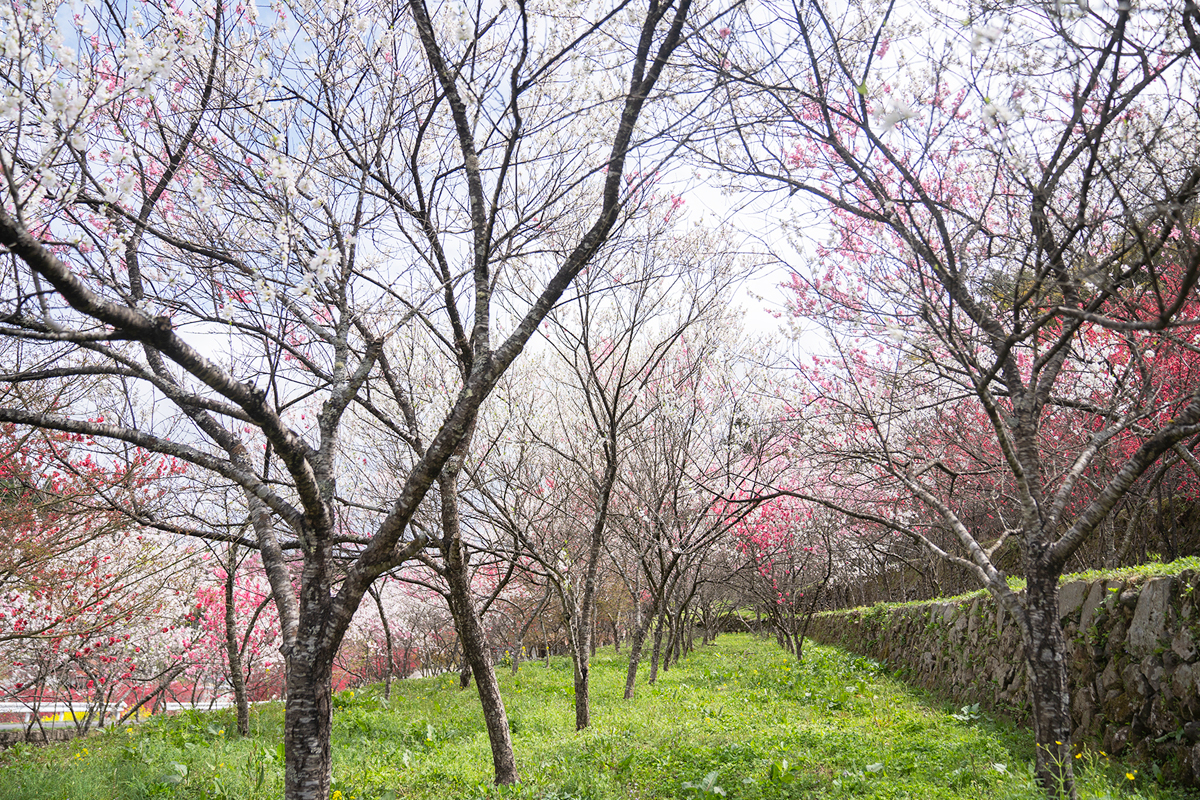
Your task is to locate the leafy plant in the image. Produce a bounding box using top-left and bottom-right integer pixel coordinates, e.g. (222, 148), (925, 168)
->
(951, 703), (984, 723)
(681, 770), (726, 798)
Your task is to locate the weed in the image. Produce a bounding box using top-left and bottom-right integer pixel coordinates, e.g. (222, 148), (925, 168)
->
(681, 770), (726, 798)
(1, 636), (1196, 800)
(951, 703), (984, 723)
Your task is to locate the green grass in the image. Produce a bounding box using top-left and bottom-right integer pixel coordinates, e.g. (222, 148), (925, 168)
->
(1, 634), (1195, 799)
(830, 556), (1200, 616)
(1059, 555), (1200, 587)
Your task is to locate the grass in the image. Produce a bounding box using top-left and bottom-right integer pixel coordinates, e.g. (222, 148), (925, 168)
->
(1, 634), (1196, 800)
(830, 555), (1200, 616)
(1058, 555), (1200, 587)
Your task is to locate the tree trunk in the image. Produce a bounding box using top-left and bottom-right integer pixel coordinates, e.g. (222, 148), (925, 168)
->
(678, 608), (688, 658)
(283, 642), (334, 800)
(370, 585), (394, 700)
(648, 609), (666, 684)
(572, 652), (591, 730)
(1022, 572), (1078, 800)
(223, 547), (251, 737)
(623, 600), (657, 699)
(441, 468), (518, 785)
(568, 584), (596, 729)
(571, 451), (617, 730)
(450, 585), (516, 783)
(662, 611), (676, 673)
(590, 608), (598, 658)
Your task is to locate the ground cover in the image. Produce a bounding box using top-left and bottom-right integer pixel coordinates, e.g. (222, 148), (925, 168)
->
(831, 556), (1200, 617)
(1, 634), (1195, 800)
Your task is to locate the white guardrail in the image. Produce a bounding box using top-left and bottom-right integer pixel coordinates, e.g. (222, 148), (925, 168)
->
(0, 699), (237, 723)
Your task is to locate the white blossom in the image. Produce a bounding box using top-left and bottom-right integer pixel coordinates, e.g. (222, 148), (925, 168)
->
(877, 97), (916, 133)
(982, 101), (1015, 129)
(971, 24), (1002, 52)
(307, 247), (338, 280)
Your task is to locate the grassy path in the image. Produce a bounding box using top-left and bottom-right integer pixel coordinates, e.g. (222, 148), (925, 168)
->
(1, 634), (1195, 799)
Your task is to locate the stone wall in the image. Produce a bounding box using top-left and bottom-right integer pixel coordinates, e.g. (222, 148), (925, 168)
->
(806, 569), (1200, 785)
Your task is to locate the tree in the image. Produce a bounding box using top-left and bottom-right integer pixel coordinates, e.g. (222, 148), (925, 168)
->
(0, 417), (203, 731)
(609, 323), (772, 696)
(191, 542), (281, 735)
(0, 424), (163, 648)
(712, 0), (1200, 795)
(475, 219), (736, 728)
(731, 497), (835, 661)
(0, 0), (708, 794)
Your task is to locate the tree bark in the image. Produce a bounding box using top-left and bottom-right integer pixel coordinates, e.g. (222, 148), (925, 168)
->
(447, 563), (516, 783)
(569, 445), (617, 730)
(283, 637), (334, 800)
(648, 609), (667, 684)
(223, 547), (251, 737)
(440, 466), (518, 784)
(623, 599), (658, 699)
(1021, 571), (1078, 800)
(369, 584), (394, 700)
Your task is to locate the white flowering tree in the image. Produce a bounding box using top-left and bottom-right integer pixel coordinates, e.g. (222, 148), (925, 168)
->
(603, 320), (774, 696)
(0, 0), (711, 795)
(472, 219), (739, 729)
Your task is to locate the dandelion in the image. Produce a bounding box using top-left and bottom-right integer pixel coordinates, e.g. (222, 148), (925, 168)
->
(1127, 771), (1137, 781)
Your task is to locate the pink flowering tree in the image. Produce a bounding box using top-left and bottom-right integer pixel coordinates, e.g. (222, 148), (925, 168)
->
(190, 544), (282, 735)
(0, 418), (197, 731)
(708, 0), (1200, 795)
(731, 496), (836, 661)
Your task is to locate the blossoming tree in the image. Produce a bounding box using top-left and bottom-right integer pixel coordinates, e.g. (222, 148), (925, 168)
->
(0, 0), (712, 795)
(710, 0), (1200, 795)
